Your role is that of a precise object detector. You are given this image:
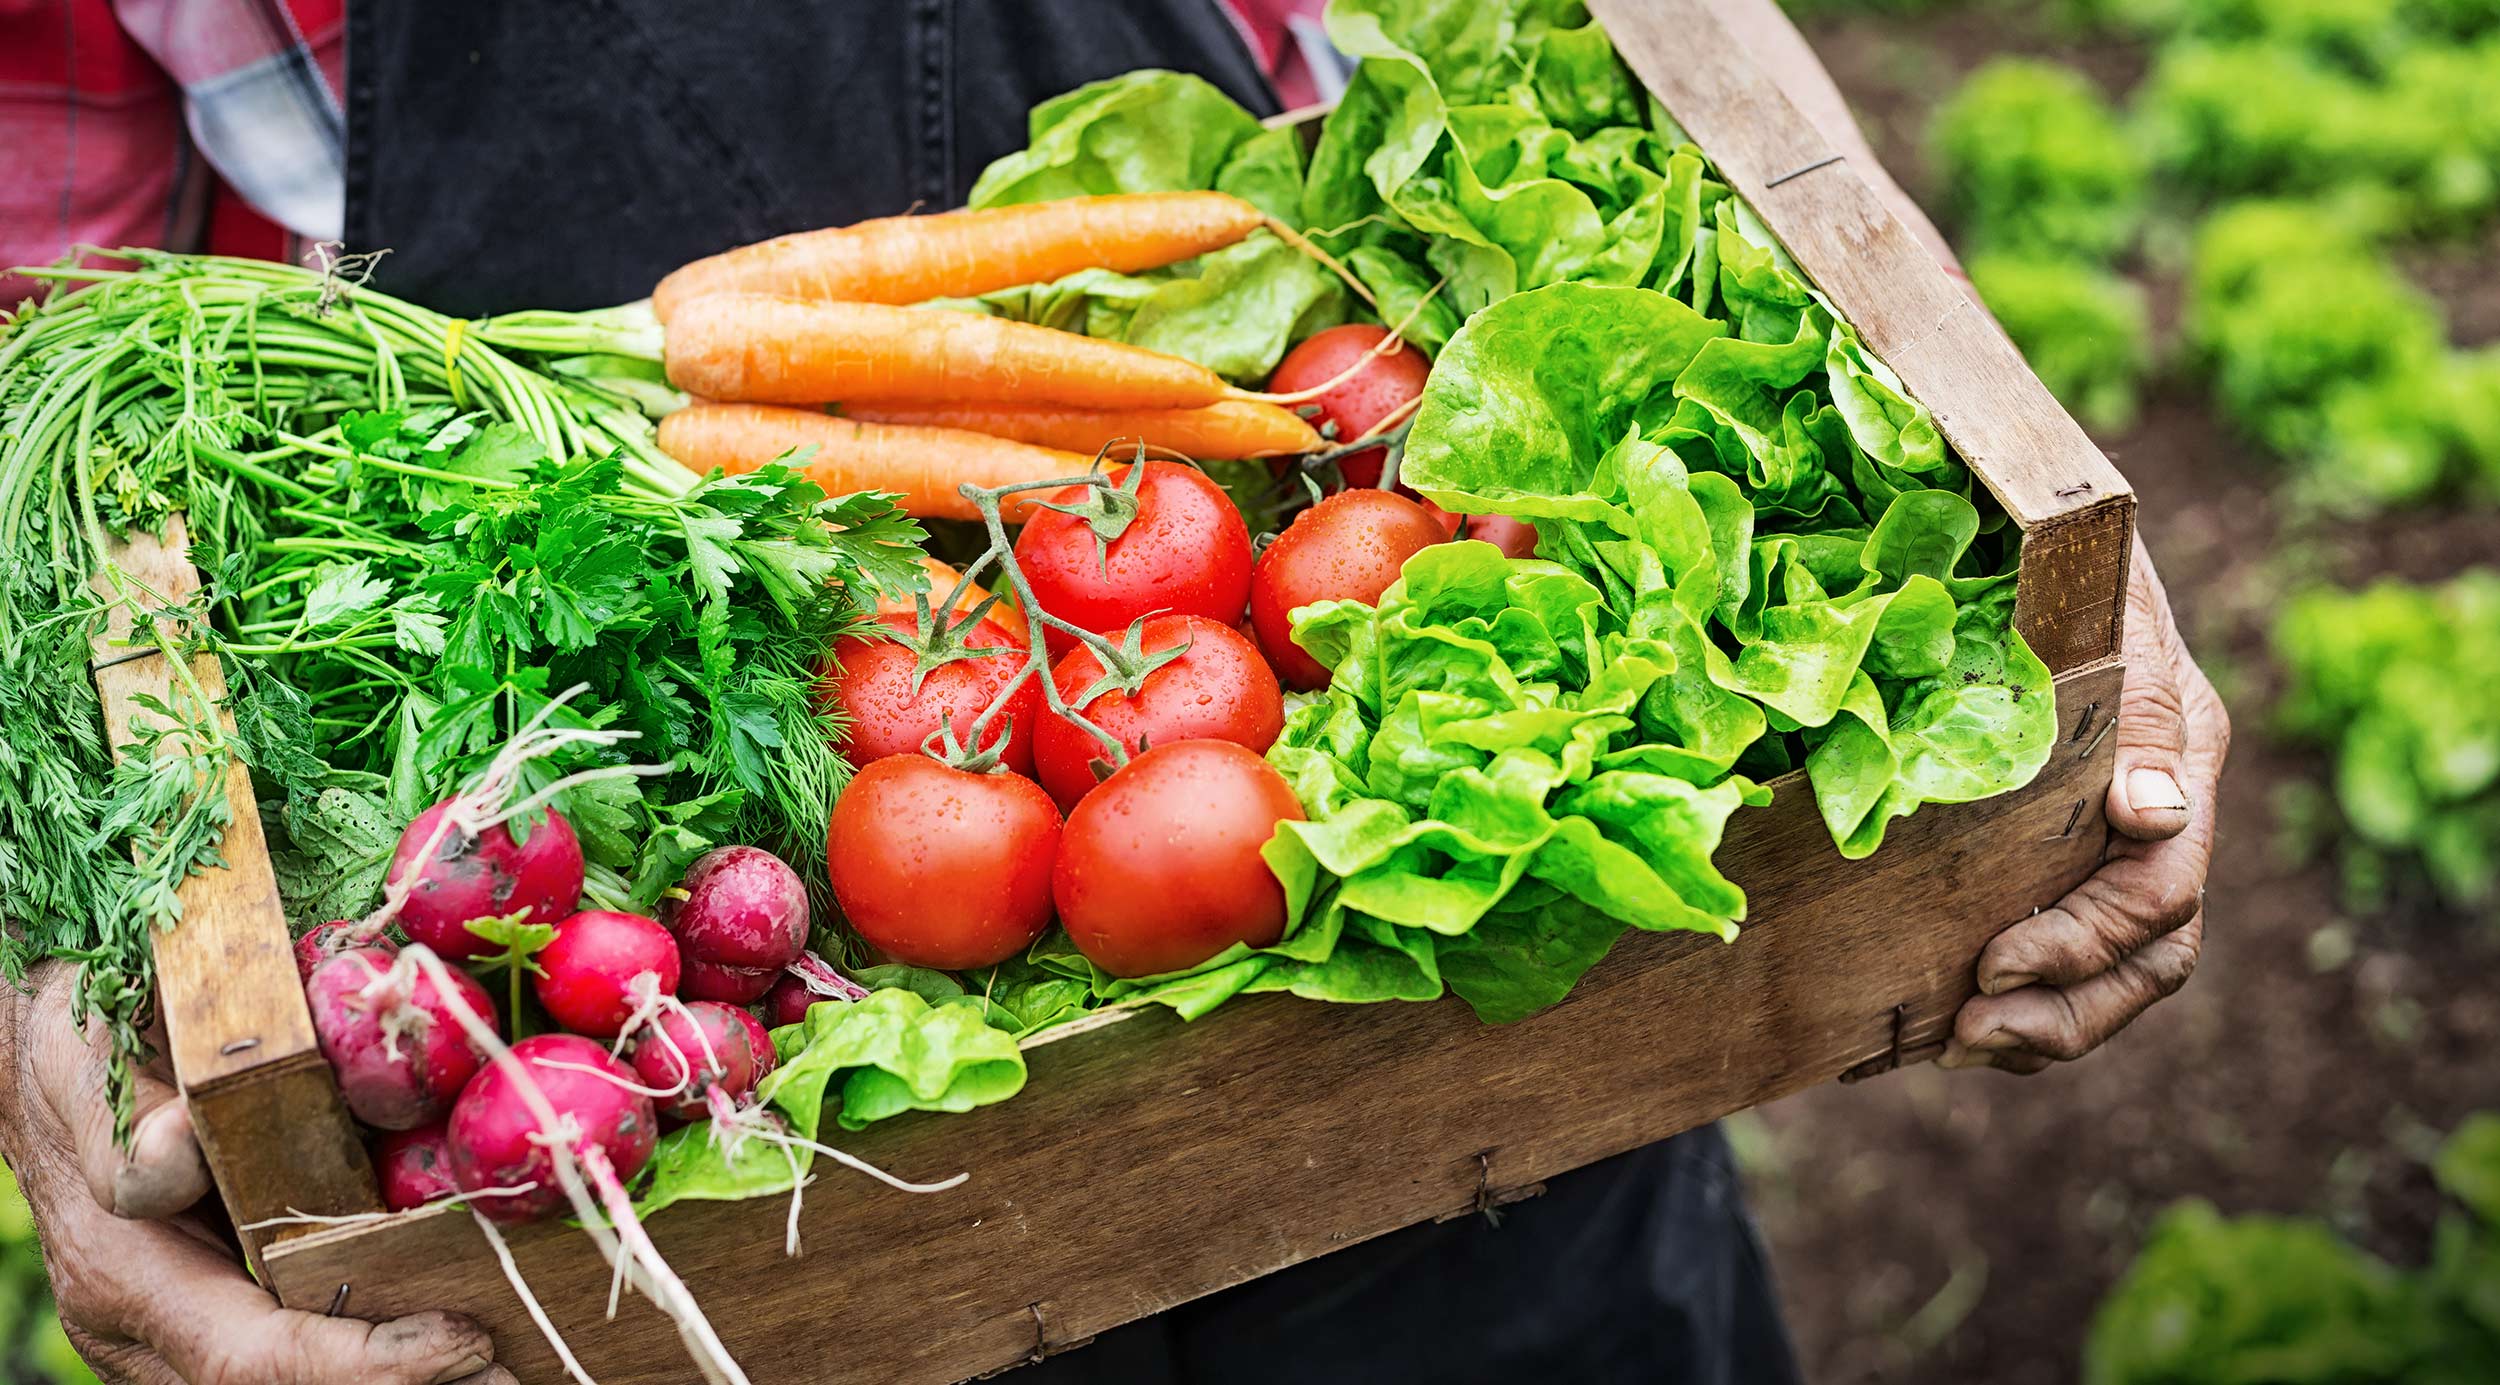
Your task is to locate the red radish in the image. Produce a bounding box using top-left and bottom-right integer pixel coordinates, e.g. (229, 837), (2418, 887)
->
(727, 1005), (778, 1080)
(296, 919), (383, 982)
(762, 972), (821, 1028)
(829, 757), (1060, 970)
(1267, 324), (1430, 489)
(1032, 614), (1285, 810)
(1055, 741), (1304, 977)
(1250, 488), (1449, 689)
(823, 612), (1039, 772)
(386, 800), (585, 961)
(306, 946), (497, 1131)
(678, 952), (779, 1005)
(533, 910), (680, 1039)
(761, 951), (870, 1027)
(631, 1001), (763, 1121)
(669, 846), (810, 972)
(373, 1124), (459, 1212)
(447, 1033), (658, 1224)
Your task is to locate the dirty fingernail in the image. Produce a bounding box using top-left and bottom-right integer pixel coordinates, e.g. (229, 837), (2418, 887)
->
(1937, 1043), (1972, 1069)
(1983, 970), (2037, 996)
(429, 1355), (492, 1384)
(2128, 767), (2188, 813)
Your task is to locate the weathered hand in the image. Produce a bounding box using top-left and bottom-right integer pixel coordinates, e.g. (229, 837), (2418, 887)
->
(1939, 544), (2229, 1073)
(1, 961), (513, 1384)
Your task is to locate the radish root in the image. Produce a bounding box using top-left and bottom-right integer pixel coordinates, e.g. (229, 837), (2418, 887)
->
(786, 951), (870, 1003)
(403, 945), (753, 1385)
(475, 1209), (602, 1385)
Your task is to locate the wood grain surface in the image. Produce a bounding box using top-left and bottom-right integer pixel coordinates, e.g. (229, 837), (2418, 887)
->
(264, 662), (2125, 1385)
(91, 519), (382, 1271)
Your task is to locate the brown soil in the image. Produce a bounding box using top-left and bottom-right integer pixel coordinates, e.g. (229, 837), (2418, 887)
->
(1750, 10), (2500, 1383)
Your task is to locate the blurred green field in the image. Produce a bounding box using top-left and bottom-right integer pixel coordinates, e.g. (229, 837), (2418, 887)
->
(1758, 0), (2500, 1379)
(0, 1162), (100, 1384)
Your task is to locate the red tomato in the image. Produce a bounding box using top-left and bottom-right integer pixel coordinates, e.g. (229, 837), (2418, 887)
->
(1014, 460), (1253, 660)
(1250, 489), (1449, 690)
(1425, 504), (1539, 560)
(1032, 614), (1285, 811)
(828, 757), (1059, 971)
(1053, 741), (1305, 978)
(822, 611), (1037, 772)
(1268, 324), (1432, 489)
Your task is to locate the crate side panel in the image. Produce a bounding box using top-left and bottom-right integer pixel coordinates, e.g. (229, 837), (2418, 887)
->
(268, 663), (2123, 1385)
(2016, 498), (2137, 673)
(92, 521), (383, 1260)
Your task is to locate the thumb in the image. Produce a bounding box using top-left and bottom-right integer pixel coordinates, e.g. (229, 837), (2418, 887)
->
(2108, 544), (2193, 842)
(146, 1228), (504, 1385)
(42, 1166), (506, 1385)
(31, 980), (211, 1219)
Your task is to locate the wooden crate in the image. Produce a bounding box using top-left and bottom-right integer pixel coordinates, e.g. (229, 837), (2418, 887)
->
(91, 0), (2135, 1380)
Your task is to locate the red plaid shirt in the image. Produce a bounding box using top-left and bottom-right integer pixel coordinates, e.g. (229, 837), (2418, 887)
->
(2, 0), (322, 303)
(2, 0), (1331, 307)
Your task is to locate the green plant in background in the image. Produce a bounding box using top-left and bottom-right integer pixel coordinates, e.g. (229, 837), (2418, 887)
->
(1927, 59), (2153, 433)
(1929, 59), (2145, 261)
(1967, 254), (2153, 433)
(2178, 199), (2500, 508)
(2273, 571), (2500, 911)
(1922, 1), (2500, 479)
(0, 1164), (98, 1385)
(2166, 0), (2415, 70)
(2136, 44), (2388, 197)
(2087, 1115), (2500, 1383)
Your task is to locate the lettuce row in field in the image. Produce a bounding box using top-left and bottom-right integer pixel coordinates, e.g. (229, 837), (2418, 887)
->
(2083, 1113), (2500, 1384)
(2185, 200), (2500, 510)
(2273, 570), (2500, 911)
(637, 988), (1026, 1214)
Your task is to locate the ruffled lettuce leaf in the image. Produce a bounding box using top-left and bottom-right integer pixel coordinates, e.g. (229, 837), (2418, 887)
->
(635, 987), (1025, 1214)
(968, 70), (1269, 207)
(1289, 278), (2052, 956)
(1305, 2), (1712, 326)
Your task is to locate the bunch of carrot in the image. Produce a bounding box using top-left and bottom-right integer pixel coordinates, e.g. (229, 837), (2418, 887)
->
(649, 191), (1342, 519)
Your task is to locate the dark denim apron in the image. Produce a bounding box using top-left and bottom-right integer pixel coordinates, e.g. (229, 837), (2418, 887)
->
(342, 5), (1802, 1377)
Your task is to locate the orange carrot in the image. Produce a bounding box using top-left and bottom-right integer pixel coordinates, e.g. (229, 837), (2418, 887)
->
(877, 556), (1030, 644)
(656, 402), (1089, 521)
(843, 400), (1322, 460)
(663, 294), (1235, 412)
(651, 192), (1266, 323)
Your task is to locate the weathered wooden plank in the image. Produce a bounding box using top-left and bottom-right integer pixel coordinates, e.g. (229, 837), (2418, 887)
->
(264, 661), (2125, 1385)
(2017, 498), (2138, 672)
(91, 519), (383, 1269)
(1585, 0), (2135, 669)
